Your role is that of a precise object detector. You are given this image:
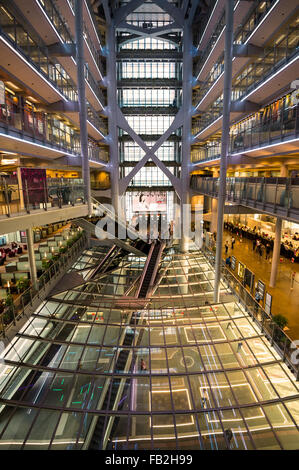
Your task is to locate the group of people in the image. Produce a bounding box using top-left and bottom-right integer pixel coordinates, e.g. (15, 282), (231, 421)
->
(0, 242), (23, 266)
(224, 220), (299, 262)
(224, 237), (236, 254)
(224, 233), (272, 261)
(252, 238), (272, 260)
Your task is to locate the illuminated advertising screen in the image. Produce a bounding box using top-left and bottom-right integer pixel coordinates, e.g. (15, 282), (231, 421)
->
(133, 191), (167, 212)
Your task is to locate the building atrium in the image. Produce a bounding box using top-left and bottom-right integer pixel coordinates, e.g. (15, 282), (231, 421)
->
(0, 0), (298, 454)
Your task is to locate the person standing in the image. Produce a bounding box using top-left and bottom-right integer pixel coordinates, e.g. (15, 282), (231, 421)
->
(254, 291), (262, 313)
(225, 256), (231, 268)
(265, 242), (271, 260)
(201, 388), (209, 408)
(256, 239), (261, 255)
(253, 238), (257, 251)
(224, 429), (233, 449)
(225, 240), (229, 255)
(231, 236), (235, 250)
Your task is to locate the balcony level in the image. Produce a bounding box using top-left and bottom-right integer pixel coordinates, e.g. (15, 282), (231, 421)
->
(0, 118), (108, 169)
(0, 32), (71, 105)
(53, 0), (104, 79)
(192, 51), (299, 142)
(191, 175), (299, 224)
(195, 0), (225, 53)
(195, 0), (252, 82)
(0, 6), (106, 118)
(195, 0), (293, 85)
(11, 0), (105, 110)
(192, 97), (299, 168)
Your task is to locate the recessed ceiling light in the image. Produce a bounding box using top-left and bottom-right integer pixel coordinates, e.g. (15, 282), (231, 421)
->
(27, 96), (39, 103)
(5, 81), (21, 91)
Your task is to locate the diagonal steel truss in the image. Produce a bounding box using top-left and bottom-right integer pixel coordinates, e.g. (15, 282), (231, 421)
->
(106, 0), (200, 237)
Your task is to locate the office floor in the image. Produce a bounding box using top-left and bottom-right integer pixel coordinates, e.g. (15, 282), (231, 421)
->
(222, 229), (299, 341)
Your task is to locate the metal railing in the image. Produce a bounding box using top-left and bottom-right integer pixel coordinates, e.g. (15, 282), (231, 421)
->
(201, 244), (299, 380)
(0, 6), (77, 101)
(194, 0), (276, 78)
(191, 176), (299, 220)
(0, 232), (87, 339)
(0, 93), (107, 156)
(192, 100), (298, 161)
(193, 35), (299, 135)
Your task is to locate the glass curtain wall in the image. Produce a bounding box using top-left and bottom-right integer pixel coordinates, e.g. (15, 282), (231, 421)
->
(116, 2), (183, 223)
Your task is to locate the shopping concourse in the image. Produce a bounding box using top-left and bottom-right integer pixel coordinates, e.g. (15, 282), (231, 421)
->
(0, 0), (299, 452)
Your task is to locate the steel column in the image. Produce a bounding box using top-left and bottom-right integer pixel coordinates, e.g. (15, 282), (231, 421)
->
(180, 18), (193, 252)
(26, 227), (38, 290)
(269, 217), (283, 288)
(75, 0), (92, 216)
(107, 21), (120, 215)
(214, 0), (234, 302)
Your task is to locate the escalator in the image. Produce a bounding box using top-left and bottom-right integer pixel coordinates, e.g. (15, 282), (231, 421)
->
(88, 311), (140, 450)
(1, 306), (87, 402)
(74, 217), (147, 257)
(137, 241), (164, 298)
(90, 244), (120, 279)
(87, 242), (164, 449)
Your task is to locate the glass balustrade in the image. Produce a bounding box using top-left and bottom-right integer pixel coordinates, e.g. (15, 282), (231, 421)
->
(0, 5), (77, 101)
(0, 4), (105, 107)
(192, 99), (298, 162)
(191, 141), (221, 163)
(230, 97), (298, 153)
(191, 176), (299, 216)
(193, 13), (298, 130)
(195, 0), (276, 78)
(0, 176), (85, 218)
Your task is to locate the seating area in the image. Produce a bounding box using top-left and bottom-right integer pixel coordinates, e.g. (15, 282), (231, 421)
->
(0, 243), (24, 265)
(0, 222), (82, 312)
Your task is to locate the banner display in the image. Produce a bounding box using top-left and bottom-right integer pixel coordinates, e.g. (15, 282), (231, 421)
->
(231, 256), (236, 270)
(237, 262), (245, 280)
(133, 191), (167, 212)
(244, 267), (255, 292)
(20, 167), (47, 206)
(257, 280), (266, 302)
